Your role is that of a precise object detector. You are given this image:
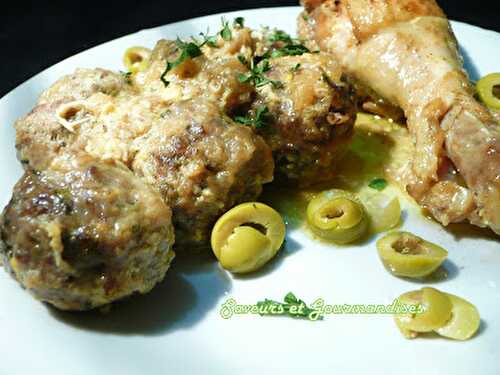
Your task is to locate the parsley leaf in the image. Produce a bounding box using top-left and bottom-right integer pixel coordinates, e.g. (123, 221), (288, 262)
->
(268, 43), (310, 58)
(199, 29), (218, 48)
(233, 17), (245, 28)
(268, 30), (293, 44)
(237, 54), (248, 66)
(256, 292), (320, 320)
(237, 58), (282, 88)
(265, 29), (310, 58)
(234, 106), (271, 129)
(120, 71), (133, 84)
(291, 63), (301, 72)
(220, 17), (232, 41)
(369, 178), (388, 191)
(160, 38), (203, 87)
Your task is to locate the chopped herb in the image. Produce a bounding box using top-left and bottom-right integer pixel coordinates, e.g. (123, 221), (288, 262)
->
(220, 17), (232, 41)
(160, 109), (171, 118)
(237, 54), (248, 66)
(256, 292), (320, 320)
(233, 17), (245, 28)
(120, 71), (133, 84)
(199, 29), (218, 48)
(291, 63), (301, 72)
(302, 14), (310, 21)
(237, 58), (282, 88)
(235, 106), (271, 129)
(268, 43), (310, 58)
(160, 38), (203, 87)
(268, 30), (293, 44)
(369, 178), (388, 191)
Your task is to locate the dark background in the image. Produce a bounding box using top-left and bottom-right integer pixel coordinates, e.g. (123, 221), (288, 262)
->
(1, 0), (499, 97)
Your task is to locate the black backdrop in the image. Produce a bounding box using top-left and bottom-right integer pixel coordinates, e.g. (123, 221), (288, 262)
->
(1, 0), (499, 97)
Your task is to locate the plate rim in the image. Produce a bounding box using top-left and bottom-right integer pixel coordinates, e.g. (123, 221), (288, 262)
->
(1, 5), (499, 105)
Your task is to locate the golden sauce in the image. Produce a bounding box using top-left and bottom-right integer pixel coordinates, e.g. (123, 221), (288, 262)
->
(262, 113), (422, 232)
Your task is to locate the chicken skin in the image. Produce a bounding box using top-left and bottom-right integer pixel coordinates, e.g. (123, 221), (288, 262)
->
(299, 0), (500, 235)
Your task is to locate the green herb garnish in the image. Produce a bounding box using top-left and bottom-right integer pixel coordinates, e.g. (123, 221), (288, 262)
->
(369, 178), (388, 191)
(237, 58), (282, 88)
(233, 17), (245, 28)
(291, 63), (301, 72)
(268, 43), (310, 58)
(237, 54), (248, 66)
(199, 29), (218, 48)
(265, 29), (310, 57)
(160, 38), (203, 87)
(256, 292), (320, 320)
(235, 106), (271, 129)
(120, 71), (133, 84)
(268, 30), (293, 44)
(220, 17), (232, 41)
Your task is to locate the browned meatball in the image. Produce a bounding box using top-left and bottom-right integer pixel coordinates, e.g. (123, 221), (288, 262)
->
(0, 156), (175, 310)
(15, 68), (135, 171)
(250, 53), (356, 184)
(132, 98), (274, 251)
(137, 33), (255, 114)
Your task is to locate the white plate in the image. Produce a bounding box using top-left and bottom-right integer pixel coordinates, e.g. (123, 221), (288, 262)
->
(0, 6), (499, 375)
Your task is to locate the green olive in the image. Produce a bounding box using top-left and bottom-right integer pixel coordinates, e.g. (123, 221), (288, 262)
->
(306, 189), (367, 244)
(476, 73), (500, 109)
(435, 293), (480, 340)
(377, 231), (448, 278)
(394, 316), (418, 339)
(394, 287), (452, 334)
(211, 202), (286, 274)
(123, 46), (151, 73)
(363, 194), (401, 233)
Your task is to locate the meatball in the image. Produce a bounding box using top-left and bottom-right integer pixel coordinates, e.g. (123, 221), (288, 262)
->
(250, 53), (356, 184)
(38, 68), (128, 104)
(0, 156), (175, 310)
(15, 68), (136, 171)
(131, 98), (274, 251)
(137, 35), (254, 114)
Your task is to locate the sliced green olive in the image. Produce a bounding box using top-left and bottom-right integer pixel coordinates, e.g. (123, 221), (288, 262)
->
(377, 231), (448, 278)
(394, 317), (418, 339)
(211, 202), (286, 274)
(363, 194), (401, 233)
(435, 293), (480, 340)
(306, 189), (367, 244)
(476, 73), (500, 109)
(394, 287), (452, 333)
(123, 46), (151, 73)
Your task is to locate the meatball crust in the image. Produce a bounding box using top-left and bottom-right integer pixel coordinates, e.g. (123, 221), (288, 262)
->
(251, 53), (356, 184)
(0, 156), (175, 310)
(132, 99), (274, 251)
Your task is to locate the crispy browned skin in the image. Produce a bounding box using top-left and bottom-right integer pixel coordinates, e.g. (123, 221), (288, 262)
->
(0, 155), (175, 310)
(300, 0), (500, 234)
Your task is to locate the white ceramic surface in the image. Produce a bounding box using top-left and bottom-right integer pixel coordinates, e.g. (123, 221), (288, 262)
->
(0, 6), (499, 375)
